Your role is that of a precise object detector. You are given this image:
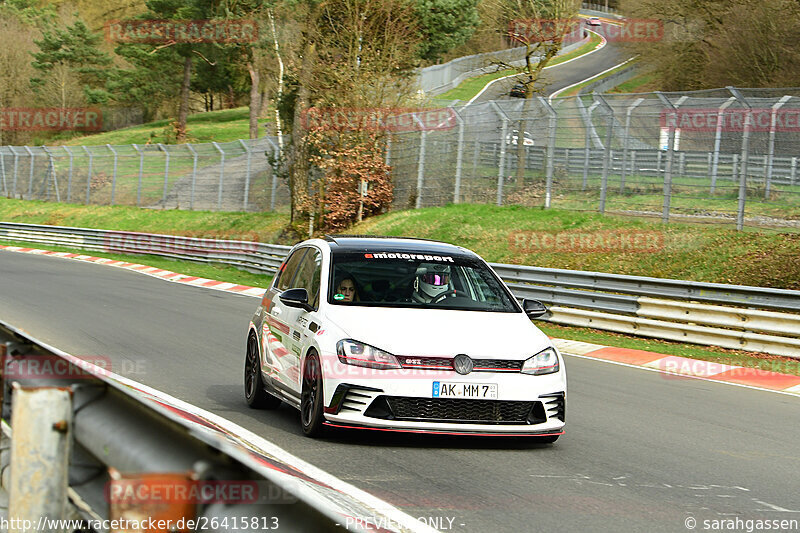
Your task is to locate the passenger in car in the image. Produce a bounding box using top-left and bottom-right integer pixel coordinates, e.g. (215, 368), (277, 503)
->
(336, 275), (360, 302)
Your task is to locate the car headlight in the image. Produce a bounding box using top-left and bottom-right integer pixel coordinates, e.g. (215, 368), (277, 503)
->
(336, 339), (401, 370)
(521, 347), (560, 375)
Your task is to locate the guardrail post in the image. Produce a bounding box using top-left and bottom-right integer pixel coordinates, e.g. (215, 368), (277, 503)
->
(539, 96), (558, 208)
(452, 108), (465, 204)
(41, 146), (59, 202)
(594, 94), (615, 214)
(711, 97), (735, 193)
(8, 385), (72, 532)
(62, 146), (74, 203)
(620, 97), (644, 193)
(766, 95), (791, 199)
(792, 156), (797, 185)
(266, 137), (279, 211)
(132, 144), (144, 207)
(158, 143), (170, 207)
(213, 141), (225, 211)
(583, 101), (599, 191)
(82, 146), (93, 204)
(490, 102), (510, 206)
(728, 86), (752, 231)
(412, 113), (428, 208)
(23, 146), (35, 200)
(106, 144), (118, 205)
(239, 139), (253, 211)
(384, 131), (392, 167)
(186, 143), (198, 211)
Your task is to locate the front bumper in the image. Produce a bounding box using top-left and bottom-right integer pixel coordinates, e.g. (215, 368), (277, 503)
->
(320, 367), (566, 435)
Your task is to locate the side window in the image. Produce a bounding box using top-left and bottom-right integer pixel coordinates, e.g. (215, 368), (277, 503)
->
(275, 249), (308, 292)
(292, 249), (323, 308)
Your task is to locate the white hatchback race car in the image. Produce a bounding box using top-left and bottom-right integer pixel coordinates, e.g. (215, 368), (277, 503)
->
(244, 236), (566, 441)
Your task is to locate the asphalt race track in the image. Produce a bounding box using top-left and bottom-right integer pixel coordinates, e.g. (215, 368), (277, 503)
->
(2, 250), (799, 532)
(473, 27), (629, 103)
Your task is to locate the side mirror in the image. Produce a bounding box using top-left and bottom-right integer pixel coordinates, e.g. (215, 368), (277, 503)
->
(522, 299), (547, 319)
(280, 288), (313, 312)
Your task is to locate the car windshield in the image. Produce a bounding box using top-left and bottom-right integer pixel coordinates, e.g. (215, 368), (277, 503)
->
(328, 251), (519, 312)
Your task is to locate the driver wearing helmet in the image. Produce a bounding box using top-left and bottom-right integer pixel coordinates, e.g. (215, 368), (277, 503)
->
(411, 263), (452, 303)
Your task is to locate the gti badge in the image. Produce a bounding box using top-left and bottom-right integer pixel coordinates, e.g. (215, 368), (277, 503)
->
(453, 354), (473, 375)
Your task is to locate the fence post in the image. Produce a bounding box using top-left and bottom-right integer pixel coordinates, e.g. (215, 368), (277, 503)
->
(213, 141), (225, 211)
(62, 146), (73, 202)
(82, 146), (93, 204)
(186, 143), (198, 211)
(41, 146), (59, 202)
(594, 94), (615, 214)
(711, 97), (735, 194)
(490, 102), (509, 206)
(792, 157), (797, 185)
(385, 132), (392, 167)
(239, 139), (253, 211)
(728, 86), (752, 231)
(539, 96), (557, 209)
(452, 108), (464, 204)
(157, 143), (170, 207)
(0, 147), (6, 196)
(106, 144), (118, 205)
(8, 385), (72, 531)
(24, 146), (35, 200)
(620, 97), (644, 193)
(655, 92), (678, 224)
(266, 137), (279, 211)
(132, 144), (144, 207)
(412, 113), (427, 208)
(766, 95), (791, 200)
(9, 146), (19, 197)
(583, 101), (599, 191)
(732, 154), (738, 183)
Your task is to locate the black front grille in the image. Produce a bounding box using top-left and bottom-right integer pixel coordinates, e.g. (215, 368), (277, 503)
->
(541, 392), (565, 422)
(379, 396), (535, 424)
(472, 359), (524, 371)
(397, 356), (523, 372)
(397, 356), (453, 369)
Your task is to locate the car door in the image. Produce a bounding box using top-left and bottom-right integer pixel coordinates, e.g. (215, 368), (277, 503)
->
(262, 248), (308, 397)
(279, 247), (323, 396)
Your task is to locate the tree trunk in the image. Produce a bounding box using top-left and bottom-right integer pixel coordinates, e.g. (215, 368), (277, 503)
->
(247, 61), (261, 139)
(177, 55), (192, 143)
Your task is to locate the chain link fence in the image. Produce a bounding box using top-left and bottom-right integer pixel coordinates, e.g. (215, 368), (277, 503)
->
(3, 87), (800, 229)
(0, 138), (288, 212)
(386, 87), (800, 229)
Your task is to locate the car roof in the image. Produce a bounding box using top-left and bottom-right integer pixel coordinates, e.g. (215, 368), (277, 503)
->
(323, 235), (478, 258)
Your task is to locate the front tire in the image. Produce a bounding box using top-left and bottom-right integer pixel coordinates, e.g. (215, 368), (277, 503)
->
(300, 351), (326, 437)
(245, 332), (281, 409)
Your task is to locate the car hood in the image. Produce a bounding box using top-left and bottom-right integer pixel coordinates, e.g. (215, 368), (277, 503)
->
(323, 306), (551, 359)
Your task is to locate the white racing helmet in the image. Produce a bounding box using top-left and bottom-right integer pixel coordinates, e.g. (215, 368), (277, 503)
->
(413, 263), (452, 302)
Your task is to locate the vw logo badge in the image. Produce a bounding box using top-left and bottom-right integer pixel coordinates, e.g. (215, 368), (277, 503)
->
(453, 354), (473, 375)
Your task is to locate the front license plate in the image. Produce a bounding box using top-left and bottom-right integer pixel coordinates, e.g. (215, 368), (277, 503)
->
(432, 382), (498, 399)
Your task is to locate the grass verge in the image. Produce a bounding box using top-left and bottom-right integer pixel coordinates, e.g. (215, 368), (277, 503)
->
(51, 107), (267, 147)
(556, 59), (639, 98)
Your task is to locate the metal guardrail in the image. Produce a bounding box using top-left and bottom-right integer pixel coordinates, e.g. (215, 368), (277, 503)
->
(1, 222), (799, 357)
(0, 320), (432, 532)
